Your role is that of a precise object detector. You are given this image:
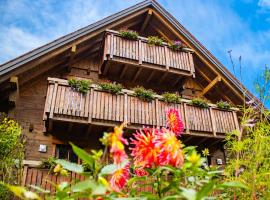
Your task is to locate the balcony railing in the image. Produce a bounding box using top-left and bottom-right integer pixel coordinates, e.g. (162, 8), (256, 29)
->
(101, 30), (195, 77)
(44, 78), (239, 137)
(22, 166), (157, 194)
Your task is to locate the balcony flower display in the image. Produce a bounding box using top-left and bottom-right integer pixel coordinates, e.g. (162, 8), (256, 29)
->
(168, 40), (187, 51)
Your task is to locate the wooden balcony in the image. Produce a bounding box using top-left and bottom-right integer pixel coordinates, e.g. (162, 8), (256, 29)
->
(44, 78), (239, 138)
(100, 30), (195, 79)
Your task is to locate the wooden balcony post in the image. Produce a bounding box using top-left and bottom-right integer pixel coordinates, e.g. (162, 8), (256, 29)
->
(188, 52), (195, 77)
(232, 111), (240, 131)
(103, 33), (108, 61)
(164, 46), (169, 71)
(155, 99), (160, 127)
(138, 40), (142, 65)
(124, 93), (128, 123)
(49, 82), (58, 119)
(88, 88), (94, 123)
(183, 103), (190, 134)
(209, 107), (217, 137)
(109, 34), (114, 59)
(84, 90), (90, 118)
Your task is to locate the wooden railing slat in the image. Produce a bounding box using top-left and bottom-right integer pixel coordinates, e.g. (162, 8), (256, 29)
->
(49, 82), (58, 119)
(209, 108), (217, 136)
(124, 93), (128, 123)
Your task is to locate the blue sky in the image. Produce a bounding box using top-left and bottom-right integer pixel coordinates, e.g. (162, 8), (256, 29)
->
(0, 0), (270, 96)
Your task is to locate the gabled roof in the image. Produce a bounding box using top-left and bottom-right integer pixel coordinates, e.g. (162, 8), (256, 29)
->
(0, 0), (259, 105)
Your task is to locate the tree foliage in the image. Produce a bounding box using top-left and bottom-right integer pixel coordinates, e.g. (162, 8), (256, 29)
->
(223, 67), (270, 199)
(0, 113), (24, 199)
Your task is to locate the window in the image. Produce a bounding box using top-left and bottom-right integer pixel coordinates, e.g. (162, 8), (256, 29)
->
(55, 144), (78, 163)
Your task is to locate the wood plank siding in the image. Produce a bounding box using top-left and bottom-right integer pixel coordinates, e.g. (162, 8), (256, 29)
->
(102, 30), (195, 77)
(44, 78), (239, 137)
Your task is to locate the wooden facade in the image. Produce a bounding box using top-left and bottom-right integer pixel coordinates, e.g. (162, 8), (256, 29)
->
(0, 0), (257, 190)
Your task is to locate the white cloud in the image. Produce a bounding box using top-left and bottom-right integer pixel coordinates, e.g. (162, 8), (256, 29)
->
(0, 27), (47, 63)
(0, 0), (140, 64)
(258, 0), (270, 8)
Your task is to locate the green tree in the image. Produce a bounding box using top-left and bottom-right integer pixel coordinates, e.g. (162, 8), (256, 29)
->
(0, 113), (24, 199)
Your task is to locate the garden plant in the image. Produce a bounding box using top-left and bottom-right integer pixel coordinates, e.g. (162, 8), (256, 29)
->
(4, 109), (246, 200)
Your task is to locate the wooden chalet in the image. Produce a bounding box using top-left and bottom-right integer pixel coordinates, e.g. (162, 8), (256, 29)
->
(0, 0), (259, 187)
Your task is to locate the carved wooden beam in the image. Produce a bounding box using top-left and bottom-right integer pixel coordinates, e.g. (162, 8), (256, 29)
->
(68, 123), (74, 134)
(207, 138), (223, 148)
(133, 68), (142, 81)
(8, 76), (19, 115)
(196, 67), (232, 103)
(150, 24), (171, 43)
(146, 71), (155, 83)
(201, 76), (221, 96)
(140, 9), (153, 33)
(120, 64), (128, 79)
(173, 76), (182, 87)
(67, 45), (77, 72)
(196, 137), (209, 146)
(159, 72), (168, 84)
(183, 136), (193, 143)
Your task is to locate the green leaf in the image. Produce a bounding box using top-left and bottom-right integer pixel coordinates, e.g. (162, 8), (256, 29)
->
(127, 176), (147, 187)
(153, 165), (176, 175)
(55, 159), (83, 173)
(180, 187), (196, 200)
(72, 179), (96, 192)
(162, 195), (183, 200)
(70, 143), (95, 166)
(100, 159), (128, 175)
(218, 181), (249, 190)
(5, 184), (41, 200)
(196, 181), (215, 200)
(57, 182), (69, 191)
(100, 164), (118, 175)
(30, 185), (50, 193)
(113, 198), (147, 200)
(92, 184), (107, 195)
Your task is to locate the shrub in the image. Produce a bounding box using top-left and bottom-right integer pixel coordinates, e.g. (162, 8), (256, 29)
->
(162, 92), (181, 104)
(0, 114), (24, 200)
(0, 185), (12, 200)
(98, 82), (123, 94)
(133, 86), (156, 102)
(119, 30), (138, 40)
(216, 100), (231, 110)
(168, 40), (187, 50)
(41, 156), (57, 172)
(224, 105), (270, 198)
(191, 98), (209, 108)
(147, 36), (164, 46)
(68, 79), (91, 94)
